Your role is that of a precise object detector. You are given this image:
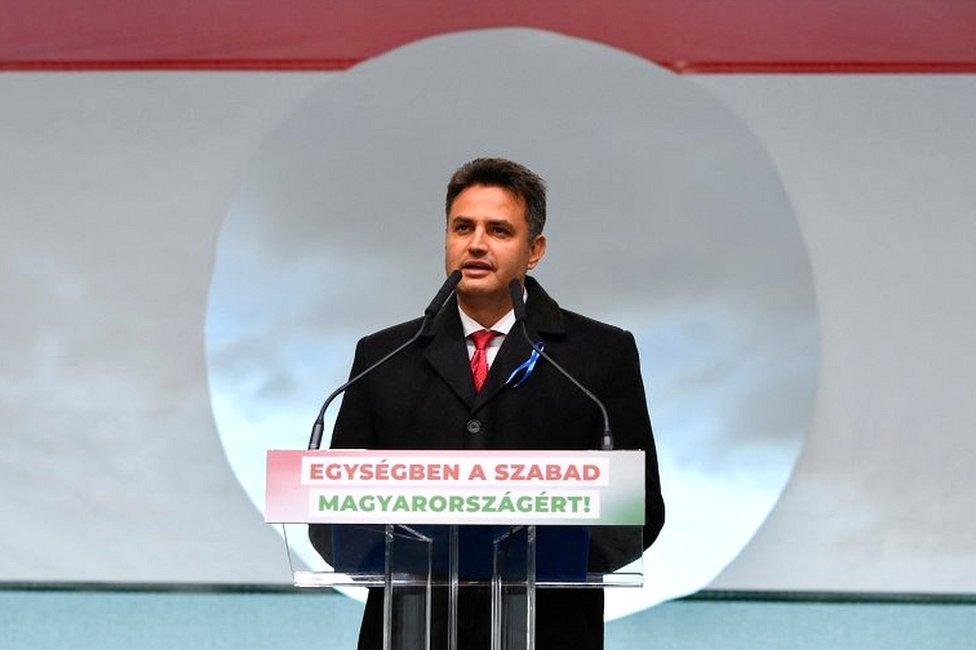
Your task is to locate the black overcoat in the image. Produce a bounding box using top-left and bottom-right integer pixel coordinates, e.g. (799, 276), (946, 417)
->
(311, 276), (665, 649)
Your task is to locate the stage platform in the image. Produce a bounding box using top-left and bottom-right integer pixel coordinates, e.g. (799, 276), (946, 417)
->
(1, 584), (972, 649)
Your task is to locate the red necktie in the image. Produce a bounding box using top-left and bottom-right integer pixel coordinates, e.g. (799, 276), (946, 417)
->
(469, 329), (498, 392)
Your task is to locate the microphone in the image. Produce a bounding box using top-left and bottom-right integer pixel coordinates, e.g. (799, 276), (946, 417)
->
(425, 269), (463, 316)
(509, 277), (528, 322)
(508, 279), (615, 451)
(307, 270), (463, 450)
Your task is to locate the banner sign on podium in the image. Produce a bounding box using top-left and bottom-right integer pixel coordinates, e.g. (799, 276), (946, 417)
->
(265, 449), (644, 526)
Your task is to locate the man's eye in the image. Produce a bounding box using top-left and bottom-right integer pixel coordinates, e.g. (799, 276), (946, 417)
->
(455, 223), (471, 232)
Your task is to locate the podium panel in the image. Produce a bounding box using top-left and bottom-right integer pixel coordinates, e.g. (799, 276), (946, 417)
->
(492, 526), (533, 650)
(296, 523), (644, 588)
(270, 450), (646, 649)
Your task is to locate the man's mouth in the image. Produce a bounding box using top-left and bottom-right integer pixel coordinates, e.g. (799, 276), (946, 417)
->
(461, 261), (493, 272)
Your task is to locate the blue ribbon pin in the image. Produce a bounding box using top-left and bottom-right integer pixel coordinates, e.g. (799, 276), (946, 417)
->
(505, 341), (544, 388)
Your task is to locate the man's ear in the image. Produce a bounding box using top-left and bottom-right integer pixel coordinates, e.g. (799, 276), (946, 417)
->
(527, 234), (547, 270)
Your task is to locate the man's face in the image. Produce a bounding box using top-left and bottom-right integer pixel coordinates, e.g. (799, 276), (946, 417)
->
(445, 184), (547, 301)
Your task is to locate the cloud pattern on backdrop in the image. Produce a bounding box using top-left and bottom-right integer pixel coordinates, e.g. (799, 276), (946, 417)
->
(205, 29), (819, 618)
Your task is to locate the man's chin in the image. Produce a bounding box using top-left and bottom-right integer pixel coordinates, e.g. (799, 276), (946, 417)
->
(457, 278), (502, 299)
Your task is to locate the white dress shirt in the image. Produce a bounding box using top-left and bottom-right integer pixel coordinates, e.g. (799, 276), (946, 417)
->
(457, 289), (527, 369)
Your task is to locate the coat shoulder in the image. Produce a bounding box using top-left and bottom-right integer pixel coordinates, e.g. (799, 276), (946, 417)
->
(559, 308), (633, 344)
(357, 317), (426, 350)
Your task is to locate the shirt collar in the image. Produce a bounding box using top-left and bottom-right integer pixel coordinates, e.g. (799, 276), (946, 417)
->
(457, 287), (528, 338)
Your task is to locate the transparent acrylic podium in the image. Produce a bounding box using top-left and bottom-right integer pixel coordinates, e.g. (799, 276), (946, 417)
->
(289, 522), (644, 650)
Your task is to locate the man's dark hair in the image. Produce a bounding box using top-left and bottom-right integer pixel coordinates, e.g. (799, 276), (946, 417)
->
(445, 158), (547, 239)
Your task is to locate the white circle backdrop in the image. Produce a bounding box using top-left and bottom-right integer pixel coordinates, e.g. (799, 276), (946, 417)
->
(206, 28), (819, 619)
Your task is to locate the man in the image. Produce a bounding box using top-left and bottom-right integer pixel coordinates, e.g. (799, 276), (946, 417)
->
(311, 158), (664, 649)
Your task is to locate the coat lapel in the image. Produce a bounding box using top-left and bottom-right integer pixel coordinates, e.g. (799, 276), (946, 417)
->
(471, 276), (566, 413)
(421, 296), (476, 409)
(423, 276), (566, 414)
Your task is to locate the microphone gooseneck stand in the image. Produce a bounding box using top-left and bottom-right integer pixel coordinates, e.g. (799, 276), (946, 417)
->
(507, 279), (614, 451)
(306, 270), (462, 450)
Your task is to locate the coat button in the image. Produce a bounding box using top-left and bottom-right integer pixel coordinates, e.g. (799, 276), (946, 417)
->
(466, 419), (482, 434)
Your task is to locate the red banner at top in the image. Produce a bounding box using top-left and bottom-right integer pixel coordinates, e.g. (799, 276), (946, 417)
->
(2, 1), (976, 73)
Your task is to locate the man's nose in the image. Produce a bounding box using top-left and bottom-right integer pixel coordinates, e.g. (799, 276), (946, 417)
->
(468, 227), (488, 253)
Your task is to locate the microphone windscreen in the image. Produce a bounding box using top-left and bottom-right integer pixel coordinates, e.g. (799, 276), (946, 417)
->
(425, 270), (463, 316)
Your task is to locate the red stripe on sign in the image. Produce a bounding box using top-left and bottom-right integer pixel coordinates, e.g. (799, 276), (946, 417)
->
(668, 61), (976, 75)
(0, 59), (360, 72)
(6, 60), (976, 74)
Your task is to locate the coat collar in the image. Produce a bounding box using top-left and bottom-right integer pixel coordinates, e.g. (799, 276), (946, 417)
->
(421, 275), (564, 412)
(420, 275), (565, 338)
(521, 275), (566, 337)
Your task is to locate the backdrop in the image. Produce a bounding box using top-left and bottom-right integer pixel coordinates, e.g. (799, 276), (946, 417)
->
(1, 18), (974, 605)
